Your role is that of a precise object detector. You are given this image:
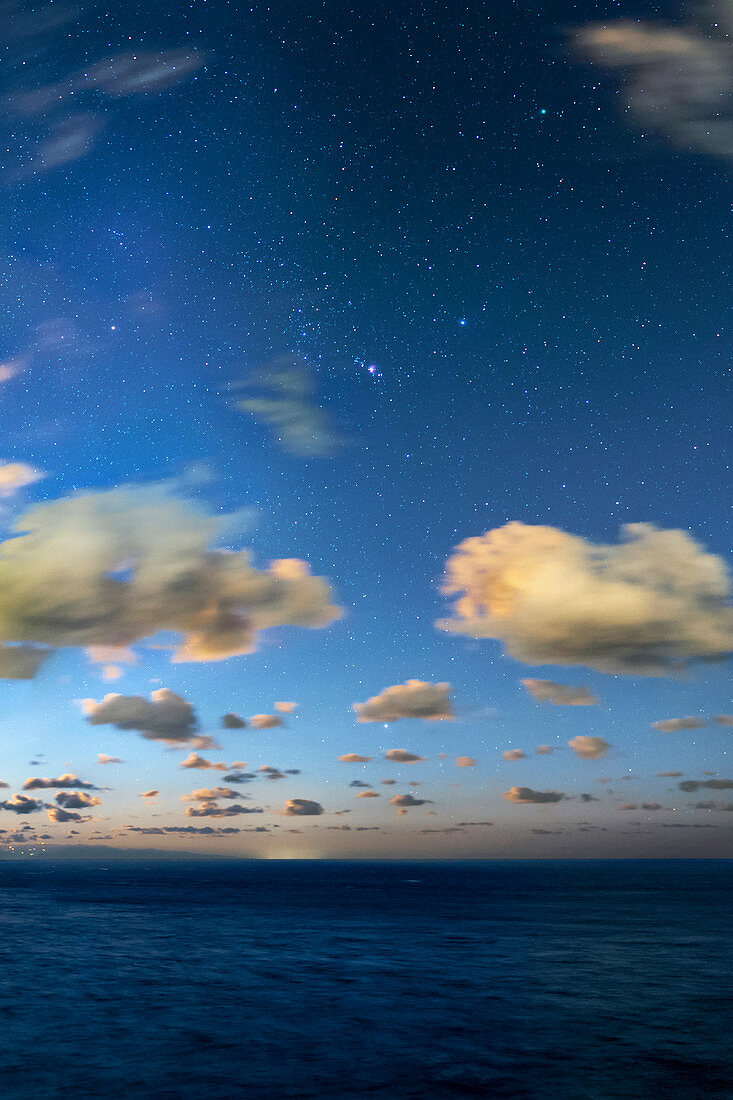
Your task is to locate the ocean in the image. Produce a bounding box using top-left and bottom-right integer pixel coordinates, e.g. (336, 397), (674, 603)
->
(0, 859), (730, 1099)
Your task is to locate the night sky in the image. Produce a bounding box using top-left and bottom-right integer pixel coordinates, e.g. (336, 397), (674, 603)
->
(0, 0), (730, 858)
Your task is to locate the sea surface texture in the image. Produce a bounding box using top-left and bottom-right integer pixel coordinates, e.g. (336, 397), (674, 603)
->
(0, 859), (730, 1099)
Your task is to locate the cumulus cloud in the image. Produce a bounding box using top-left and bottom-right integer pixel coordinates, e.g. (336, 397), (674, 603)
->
(571, 8), (733, 161)
(0, 461), (46, 497)
(502, 787), (565, 804)
(380, 778), (397, 785)
(83, 689), (198, 744)
(503, 749), (526, 761)
(182, 786), (243, 802)
(438, 522), (733, 676)
(339, 753), (373, 763)
(283, 798), (324, 816)
(258, 766), (286, 780)
(384, 749), (427, 764)
(715, 714), (733, 726)
(536, 745), (558, 755)
(97, 753), (122, 764)
(55, 791), (101, 808)
(658, 771), (684, 777)
(23, 773), (96, 790)
(0, 794), (45, 814)
(568, 736), (610, 760)
(139, 790), (158, 800)
(221, 713), (246, 729)
(390, 793), (431, 808)
(679, 779), (733, 792)
(456, 756), (477, 767)
(349, 779), (372, 788)
(249, 714), (283, 729)
(223, 771), (256, 783)
(179, 753), (228, 771)
(48, 806), (90, 823)
(357, 790), (380, 798)
(234, 361), (342, 457)
(0, 483), (340, 675)
(521, 678), (599, 706)
(354, 680), (454, 722)
(275, 702), (297, 714)
(652, 716), (705, 732)
(186, 803), (263, 818)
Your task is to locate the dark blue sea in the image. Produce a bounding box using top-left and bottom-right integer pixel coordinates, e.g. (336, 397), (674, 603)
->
(0, 860), (730, 1099)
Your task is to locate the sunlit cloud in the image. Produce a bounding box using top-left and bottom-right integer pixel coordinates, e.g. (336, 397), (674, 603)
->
(390, 793), (431, 809)
(283, 798), (324, 816)
(186, 803), (263, 818)
(179, 753), (229, 771)
(503, 749), (526, 761)
(23, 774), (97, 790)
(182, 786), (244, 802)
(652, 716), (705, 732)
(97, 754), (123, 765)
(354, 680), (454, 722)
(455, 756), (477, 767)
(48, 806), (90, 823)
(0, 482), (340, 676)
(275, 702), (297, 713)
(521, 678), (599, 706)
(339, 753), (373, 763)
(568, 736), (610, 760)
(502, 787), (565, 804)
(84, 689), (199, 745)
(55, 791), (101, 808)
(0, 794), (45, 814)
(249, 714), (283, 730)
(384, 749), (427, 764)
(439, 522), (732, 675)
(0, 461), (46, 497)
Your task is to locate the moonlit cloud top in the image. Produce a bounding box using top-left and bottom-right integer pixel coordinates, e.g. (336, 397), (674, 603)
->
(354, 681), (454, 722)
(0, 483), (341, 676)
(438, 522), (732, 676)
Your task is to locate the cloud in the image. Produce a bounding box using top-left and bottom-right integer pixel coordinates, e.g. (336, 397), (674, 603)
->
(536, 745), (558, 755)
(221, 713), (246, 729)
(384, 749), (427, 764)
(715, 714), (733, 726)
(390, 793), (431, 808)
(438, 522), (733, 676)
(380, 779), (397, 785)
(357, 791), (380, 798)
(0, 483), (340, 673)
(249, 714), (283, 730)
(658, 771), (684, 777)
(223, 771), (256, 783)
(234, 360), (342, 457)
(48, 806), (90, 823)
(185, 804), (263, 817)
(258, 766), (286, 780)
(679, 779), (733, 792)
(0, 645), (53, 679)
(456, 756), (477, 767)
(23, 773), (96, 790)
(502, 787), (565, 804)
(568, 736), (610, 760)
(521, 678), (599, 706)
(641, 803), (663, 811)
(139, 790), (158, 800)
(179, 753), (228, 771)
(354, 680), (454, 722)
(503, 749), (526, 761)
(652, 717), (705, 732)
(55, 791), (101, 808)
(693, 801), (733, 811)
(0, 794), (45, 813)
(339, 753), (373, 763)
(83, 689), (198, 744)
(283, 798), (324, 816)
(349, 779), (372, 788)
(97, 753), (123, 764)
(571, 11), (733, 161)
(0, 462), (46, 497)
(275, 701), (297, 713)
(182, 787), (244, 801)
(619, 804), (638, 811)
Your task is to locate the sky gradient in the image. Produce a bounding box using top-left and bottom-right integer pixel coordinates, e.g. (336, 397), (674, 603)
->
(0, 0), (730, 858)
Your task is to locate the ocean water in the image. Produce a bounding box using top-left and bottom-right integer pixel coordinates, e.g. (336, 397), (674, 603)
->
(0, 860), (730, 1099)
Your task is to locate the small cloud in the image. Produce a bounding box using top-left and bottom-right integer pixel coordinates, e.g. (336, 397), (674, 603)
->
(179, 753), (228, 771)
(679, 779), (733, 792)
(658, 771), (684, 777)
(186, 804), (263, 818)
(23, 774), (96, 790)
(456, 756), (477, 767)
(521, 678), (598, 706)
(357, 791), (380, 798)
(249, 714), (283, 730)
(355, 680), (454, 723)
(0, 462), (46, 497)
(693, 801), (733, 811)
(223, 772), (257, 783)
(97, 754), (123, 765)
(48, 807), (90, 823)
(536, 745), (558, 755)
(380, 779), (397, 785)
(502, 787), (565, 804)
(275, 702), (297, 714)
(349, 780), (372, 788)
(221, 713), (247, 729)
(618, 804), (638, 811)
(339, 753), (373, 763)
(234, 360), (342, 457)
(568, 736), (610, 760)
(258, 766), (286, 780)
(384, 749), (427, 764)
(84, 689), (198, 744)
(182, 787), (244, 802)
(283, 798), (324, 817)
(641, 803), (663, 811)
(652, 717), (705, 732)
(56, 791), (101, 808)
(390, 793), (431, 809)
(503, 749), (526, 761)
(0, 794), (45, 814)
(139, 790), (159, 800)
(714, 715), (733, 726)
